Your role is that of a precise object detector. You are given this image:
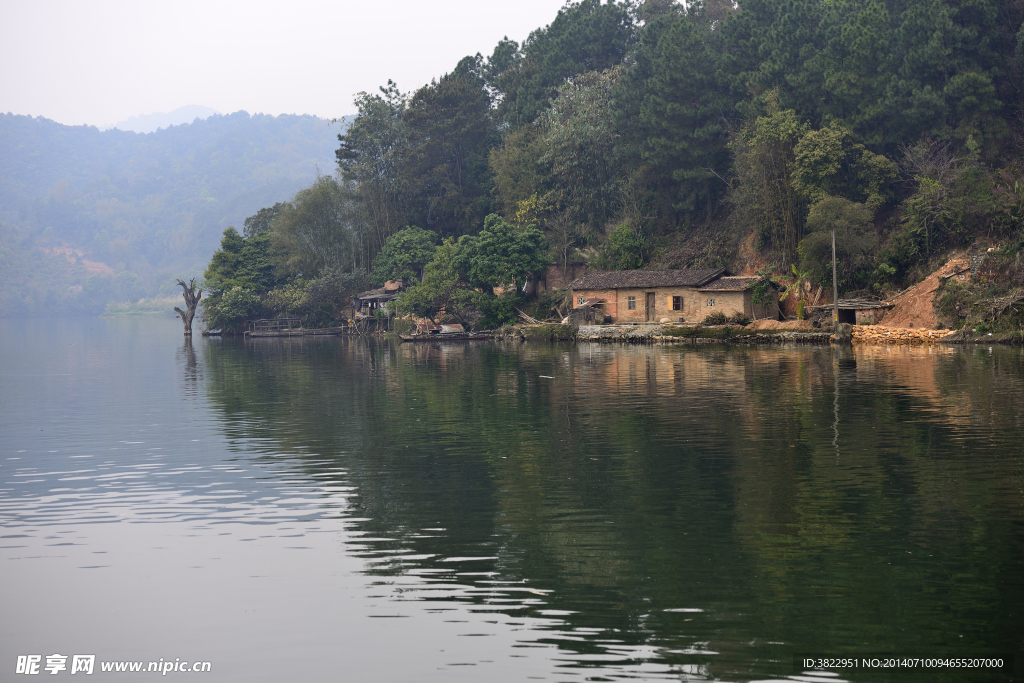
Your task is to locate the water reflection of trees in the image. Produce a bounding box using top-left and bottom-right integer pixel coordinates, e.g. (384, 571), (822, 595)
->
(177, 337), (200, 397)
(201, 338), (1024, 681)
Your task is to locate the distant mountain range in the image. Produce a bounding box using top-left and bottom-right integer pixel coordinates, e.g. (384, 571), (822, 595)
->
(106, 105), (221, 134)
(0, 110), (349, 317)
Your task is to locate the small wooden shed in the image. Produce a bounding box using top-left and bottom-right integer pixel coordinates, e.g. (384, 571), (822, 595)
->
(810, 298), (893, 325)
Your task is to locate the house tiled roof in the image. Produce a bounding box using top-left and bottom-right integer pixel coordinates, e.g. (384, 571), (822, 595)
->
(569, 268), (727, 290)
(354, 287), (400, 301)
(697, 276), (764, 292)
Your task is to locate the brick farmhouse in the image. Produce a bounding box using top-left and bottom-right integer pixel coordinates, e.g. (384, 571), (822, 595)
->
(569, 268), (780, 324)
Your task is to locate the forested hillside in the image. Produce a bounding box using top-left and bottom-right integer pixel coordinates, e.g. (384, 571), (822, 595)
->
(0, 111), (342, 316)
(201, 0), (1024, 333)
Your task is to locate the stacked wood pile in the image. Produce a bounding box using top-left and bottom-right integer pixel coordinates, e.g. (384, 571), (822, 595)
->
(850, 325), (957, 344)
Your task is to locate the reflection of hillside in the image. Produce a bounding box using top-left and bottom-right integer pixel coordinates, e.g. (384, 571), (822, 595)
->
(200, 338), (1024, 679)
(723, 344), (1024, 659)
(855, 345), (969, 426)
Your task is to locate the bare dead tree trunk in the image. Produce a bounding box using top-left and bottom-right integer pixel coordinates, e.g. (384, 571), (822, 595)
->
(174, 278), (202, 336)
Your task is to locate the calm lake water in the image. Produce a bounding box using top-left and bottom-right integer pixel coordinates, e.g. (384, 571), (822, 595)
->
(2, 317), (1022, 682)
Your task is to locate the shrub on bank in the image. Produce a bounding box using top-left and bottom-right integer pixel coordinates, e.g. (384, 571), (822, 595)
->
(662, 326), (700, 337)
(392, 317), (414, 334)
(937, 254), (1024, 333)
(703, 311), (728, 325)
(663, 325), (742, 339)
(729, 311), (751, 325)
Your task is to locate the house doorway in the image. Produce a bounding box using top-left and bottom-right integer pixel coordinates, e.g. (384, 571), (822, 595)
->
(646, 292), (656, 322)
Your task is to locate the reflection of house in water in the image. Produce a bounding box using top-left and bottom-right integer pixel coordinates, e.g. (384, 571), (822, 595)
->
(572, 344), (991, 432)
(396, 335), (480, 373)
(353, 280), (405, 316)
(570, 345), (754, 405)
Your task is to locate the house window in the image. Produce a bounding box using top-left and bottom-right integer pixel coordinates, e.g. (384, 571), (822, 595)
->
(672, 296), (682, 311)
(706, 299), (716, 307)
(627, 296), (636, 310)
(578, 296), (586, 305)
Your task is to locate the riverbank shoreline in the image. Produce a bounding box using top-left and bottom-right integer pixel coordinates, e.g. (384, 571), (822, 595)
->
(575, 324), (834, 345)
(497, 322), (1023, 346)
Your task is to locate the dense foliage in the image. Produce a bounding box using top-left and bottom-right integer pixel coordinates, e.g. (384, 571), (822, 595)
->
(205, 0), (1024, 328)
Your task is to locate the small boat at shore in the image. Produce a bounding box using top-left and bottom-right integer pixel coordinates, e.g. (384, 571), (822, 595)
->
(399, 322), (490, 342)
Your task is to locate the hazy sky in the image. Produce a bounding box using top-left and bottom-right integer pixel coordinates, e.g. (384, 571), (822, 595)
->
(0, 0), (569, 127)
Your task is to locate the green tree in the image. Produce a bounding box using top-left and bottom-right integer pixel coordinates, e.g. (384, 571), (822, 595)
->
(885, 0), (1007, 149)
(601, 223), (646, 270)
(202, 285), (261, 333)
(304, 269), (369, 323)
(272, 175), (360, 277)
(779, 263), (812, 308)
(203, 227), (245, 294)
(264, 269), (369, 327)
(731, 0), (1012, 152)
(371, 226), (439, 285)
(798, 196), (877, 290)
(399, 238), (481, 325)
(729, 96), (809, 263)
(899, 140), (992, 257)
(243, 203), (287, 238)
(402, 57), (496, 237)
(234, 231), (277, 293)
(203, 226), (276, 297)
(538, 67), (620, 227)
(751, 263), (780, 320)
(336, 82), (409, 259)
(488, 127), (548, 218)
(792, 123), (897, 210)
(815, 1), (894, 138)
(545, 210), (588, 282)
(456, 214), (548, 292)
(476, 291), (523, 329)
(493, 0), (636, 127)
(615, 5), (734, 225)
(262, 281), (308, 319)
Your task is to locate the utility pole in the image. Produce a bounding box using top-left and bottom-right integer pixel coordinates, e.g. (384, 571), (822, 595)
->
(832, 228), (839, 333)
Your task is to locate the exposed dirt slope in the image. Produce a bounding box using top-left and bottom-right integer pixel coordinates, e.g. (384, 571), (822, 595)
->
(882, 256), (969, 329)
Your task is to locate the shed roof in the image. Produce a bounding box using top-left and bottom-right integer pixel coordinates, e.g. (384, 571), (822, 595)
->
(810, 298), (893, 310)
(354, 287), (401, 302)
(570, 268), (726, 290)
(697, 276), (765, 292)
